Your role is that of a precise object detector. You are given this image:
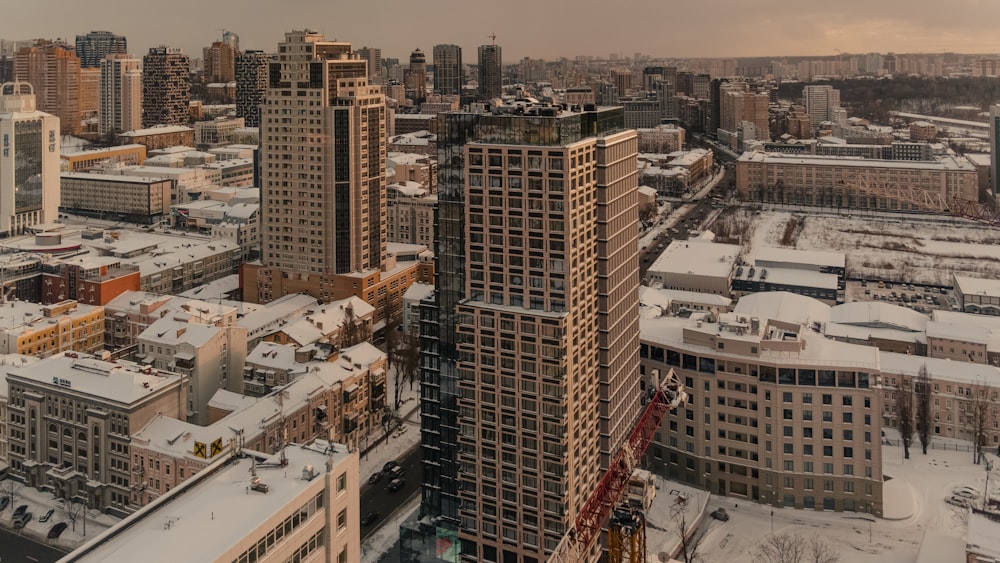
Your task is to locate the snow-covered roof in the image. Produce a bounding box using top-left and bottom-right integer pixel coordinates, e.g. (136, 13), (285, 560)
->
(119, 125), (194, 137)
(0, 301), (103, 337)
(738, 150), (977, 172)
(637, 185), (658, 197)
(246, 342), (299, 371)
(403, 282), (435, 302)
(879, 352), (1000, 386)
(178, 274), (241, 301)
(649, 239), (741, 279)
(8, 354), (183, 405)
(732, 291), (832, 328)
(736, 264), (839, 290)
(388, 181), (428, 197)
(829, 302), (927, 332)
(206, 388), (256, 413)
(965, 153), (990, 167)
(237, 294), (320, 338)
(70, 442), (353, 563)
(967, 513), (1000, 561)
(639, 286), (732, 310)
(925, 321), (989, 345)
(138, 318), (221, 348)
(752, 246), (845, 270)
(955, 275), (1000, 299)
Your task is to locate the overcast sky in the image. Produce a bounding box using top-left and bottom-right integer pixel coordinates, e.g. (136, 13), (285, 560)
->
(4, 0), (999, 61)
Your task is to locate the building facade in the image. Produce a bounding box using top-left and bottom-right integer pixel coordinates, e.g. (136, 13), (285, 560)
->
(142, 47), (191, 127)
(74, 31), (127, 69)
(98, 54), (142, 136)
(203, 41), (235, 83)
(0, 82), (61, 236)
(477, 44), (502, 99)
(803, 85), (841, 131)
(14, 40), (81, 135)
(235, 50), (270, 128)
(433, 44), (463, 96)
(405, 48), (427, 103)
(60, 172), (171, 222)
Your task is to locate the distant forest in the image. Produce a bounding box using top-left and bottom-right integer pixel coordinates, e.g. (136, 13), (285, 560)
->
(777, 77), (1000, 123)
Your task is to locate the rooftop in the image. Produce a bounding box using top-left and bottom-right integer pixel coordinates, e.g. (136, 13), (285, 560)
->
(118, 125), (194, 137)
(138, 318), (221, 348)
(752, 246), (846, 269)
(648, 238), (741, 279)
(955, 275), (1000, 298)
(738, 150), (977, 172)
(9, 353), (183, 405)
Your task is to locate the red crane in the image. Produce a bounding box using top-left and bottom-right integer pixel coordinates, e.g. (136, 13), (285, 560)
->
(549, 370), (687, 562)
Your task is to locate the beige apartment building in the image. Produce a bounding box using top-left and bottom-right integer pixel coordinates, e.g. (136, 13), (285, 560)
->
(15, 40), (81, 135)
(452, 105), (640, 562)
(640, 292), (885, 516)
(5, 353), (186, 513)
(736, 151), (978, 209)
(387, 181), (436, 246)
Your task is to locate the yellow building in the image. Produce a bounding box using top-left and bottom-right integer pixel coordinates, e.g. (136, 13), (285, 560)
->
(61, 143), (146, 172)
(0, 300), (104, 357)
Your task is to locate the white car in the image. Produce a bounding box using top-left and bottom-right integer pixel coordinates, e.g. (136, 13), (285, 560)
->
(946, 495), (973, 508)
(953, 486), (981, 500)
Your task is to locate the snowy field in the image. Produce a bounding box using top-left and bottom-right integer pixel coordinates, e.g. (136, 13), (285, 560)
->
(679, 438), (992, 563)
(729, 209), (1000, 286)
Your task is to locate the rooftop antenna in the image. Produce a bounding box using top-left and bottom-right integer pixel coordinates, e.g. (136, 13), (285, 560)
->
(488, 33), (497, 45)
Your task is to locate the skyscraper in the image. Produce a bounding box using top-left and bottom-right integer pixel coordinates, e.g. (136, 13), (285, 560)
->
(99, 54), (142, 136)
(477, 43), (502, 99)
(74, 31), (127, 68)
(404, 103), (640, 562)
(405, 48), (427, 103)
(14, 40), (81, 135)
(142, 47), (190, 127)
(433, 44), (462, 96)
(203, 41), (236, 83)
(356, 46), (382, 82)
(0, 82), (61, 236)
(803, 84), (841, 132)
(222, 30), (240, 53)
(990, 104), (1000, 194)
(235, 50), (269, 128)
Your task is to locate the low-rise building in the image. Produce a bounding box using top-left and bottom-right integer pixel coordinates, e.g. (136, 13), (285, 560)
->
(104, 290), (239, 353)
(6, 353), (187, 513)
(637, 124), (686, 154)
(0, 300), (104, 357)
(40, 255), (141, 306)
(647, 235), (740, 295)
(638, 286), (733, 317)
(60, 172), (172, 223)
(824, 302), (928, 355)
(262, 295), (375, 352)
(61, 440), (360, 563)
(954, 275), (1000, 316)
(116, 125), (195, 151)
(732, 260), (840, 304)
(387, 181), (436, 246)
(194, 116), (245, 149)
(0, 354), (37, 475)
(60, 144), (146, 172)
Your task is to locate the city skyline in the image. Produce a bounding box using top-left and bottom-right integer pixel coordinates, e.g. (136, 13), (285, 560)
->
(3, 0), (1000, 63)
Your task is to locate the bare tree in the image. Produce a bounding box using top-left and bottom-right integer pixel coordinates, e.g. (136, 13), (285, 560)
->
(639, 201), (658, 229)
(398, 324), (421, 393)
(0, 478), (21, 507)
(915, 364), (932, 455)
(61, 500), (85, 532)
(339, 304), (369, 349)
(896, 376), (915, 460)
(968, 380), (994, 465)
(751, 534), (839, 563)
(382, 298), (401, 376)
(671, 505), (704, 563)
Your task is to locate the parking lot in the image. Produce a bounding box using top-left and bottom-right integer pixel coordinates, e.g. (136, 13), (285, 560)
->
(845, 280), (957, 313)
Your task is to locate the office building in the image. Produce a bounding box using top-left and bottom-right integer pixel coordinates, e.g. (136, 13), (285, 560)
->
(6, 352), (186, 513)
(0, 55), (13, 83)
(405, 48), (427, 102)
(142, 47), (190, 127)
(203, 40), (236, 83)
(0, 82), (61, 236)
(98, 54), (142, 136)
(14, 40), (81, 135)
(235, 50), (269, 128)
(60, 440), (360, 563)
(356, 46), (382, 82)
(74, 31), (127, 68)
(403, 103), (639, 562)
(60, 172), (171, 223)
(803, 84), (841, 131)
(640, 292), (885, 516)
(433, 44), (463, 96)
(477, 43), (502, 99)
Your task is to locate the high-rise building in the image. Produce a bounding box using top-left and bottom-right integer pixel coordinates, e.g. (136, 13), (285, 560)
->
(235, 50), (270, 128)
(142, 47), (190, 127)
(0, 55), (14, 83)
(79, 67), (101, 119)
(803, 84), (841, 131)
(74, 30), (127, 68)
(14, 40), (81, 135)
(405, 48), (427, 103)
(222, 30), (240, 53)
(989, 104), (1000, 194)
(99, 54), (142, 136)
(402, 103), (639, 562)
(477, 43), (502, 99)
(356, 46), (382, 82)
(203, 41), (236, 83)
(433, 44), (463, 96)
(0, 82), (61, 236)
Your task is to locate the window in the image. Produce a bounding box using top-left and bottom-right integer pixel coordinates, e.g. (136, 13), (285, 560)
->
(337, 509), (347, 530)
(338, 548), (348, 563)
(337, 472), (347, 491)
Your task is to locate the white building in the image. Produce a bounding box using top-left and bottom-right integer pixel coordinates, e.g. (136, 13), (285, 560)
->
(386, 181), (436, 246)
(647, 235), (741, 295)
(803, 85), (842, 131)
(0, 82), (61, 236)
(60, 441), (361, 563)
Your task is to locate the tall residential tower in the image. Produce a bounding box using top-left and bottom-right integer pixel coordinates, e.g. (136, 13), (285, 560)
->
(433, 44), (463, 96)
(75, 31), (127, 68)
(477, 44), (502, 99)
(14, 40), (81, 135)
(142, 47), (190, 127)
(99, 54), (142, 135)
(235, 50), (270, 127)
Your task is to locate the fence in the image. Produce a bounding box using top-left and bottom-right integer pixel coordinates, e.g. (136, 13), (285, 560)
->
(882, 438), (975, 453)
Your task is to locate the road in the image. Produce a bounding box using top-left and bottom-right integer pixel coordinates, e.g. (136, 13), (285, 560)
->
(0, 526), (67, 563)
(360, 444), (422, 541)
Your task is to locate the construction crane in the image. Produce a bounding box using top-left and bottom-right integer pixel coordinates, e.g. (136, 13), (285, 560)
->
(608, 508), (646, 563)
(548, 369), (687, 563)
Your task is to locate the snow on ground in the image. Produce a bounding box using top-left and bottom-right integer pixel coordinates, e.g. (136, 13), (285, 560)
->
(0, 480), (119, 551)
(360, 364), (421, 480)
(361, 493), (420, 563)
(746, 210), (1000, 286)
(691, 438), (992, 563)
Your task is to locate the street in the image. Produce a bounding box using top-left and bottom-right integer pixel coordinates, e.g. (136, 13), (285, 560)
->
(0, 525), (67, 563)
(360, 443), (422, 541)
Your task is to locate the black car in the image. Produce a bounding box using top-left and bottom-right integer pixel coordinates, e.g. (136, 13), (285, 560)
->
(47, 522), (68, 539)
(0, 496), (9, 510)
(13, 504), (28, 517)
(368, 472), (383, 485)
(388, 478), (405, 492)
(383, 461), (399, 473)
(361, 511), (381, 526)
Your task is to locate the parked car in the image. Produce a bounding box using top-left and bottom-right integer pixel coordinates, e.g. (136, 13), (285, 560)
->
(39, 508), (54, 523)
(13, 512), (32, 529)
(13, 504), (28, 517)
(946, 496), (972, 508)
(388, 465), (406, 480)
(0, 496), (9, 510)
(388, 478), (406, 492)
(368, 472), (384, 485)
(361, 511), (381, 526)
(953, 486), (980, 500)
(47, 522), (68, 539)
(383, 461), (399, 473)
(710, 508), (729, 521)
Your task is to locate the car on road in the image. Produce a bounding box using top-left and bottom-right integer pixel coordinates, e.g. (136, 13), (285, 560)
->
(13, 512), (32, 529)
(0, 496), (9, 510)
(47, 522), (68, 539)
(388, 478), (406, 492)
(361, 511), (381, 526)
(710, 508), (729, 521)
(368, 472), (384, 485)
(383, 461), (399, 473)
(946, 495), (973, 508)
(39, 508), (54, 523)
(388, 465), (406, 480)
